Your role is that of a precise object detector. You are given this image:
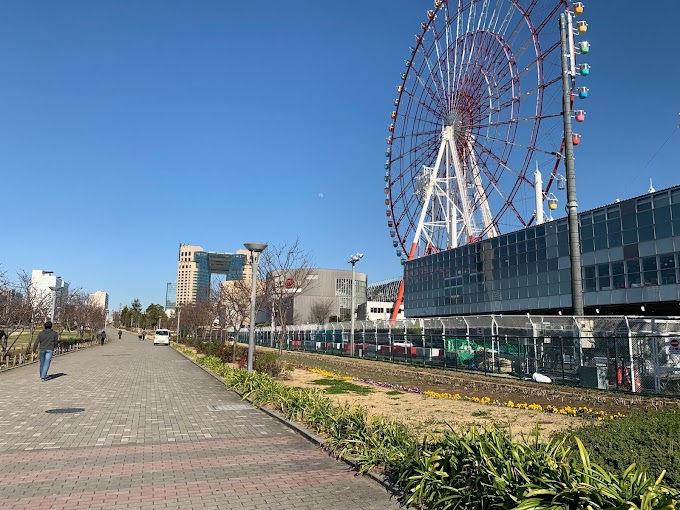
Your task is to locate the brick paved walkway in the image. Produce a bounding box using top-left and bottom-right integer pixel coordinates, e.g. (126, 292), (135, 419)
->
(0, 330), (401, 509)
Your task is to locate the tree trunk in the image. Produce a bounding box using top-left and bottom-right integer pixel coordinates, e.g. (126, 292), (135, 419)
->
(277, 324), (286, 355)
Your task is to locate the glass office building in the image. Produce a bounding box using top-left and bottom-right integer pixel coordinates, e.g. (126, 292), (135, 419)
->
(404, 185), (680, 317)
(165, 282), (177, 312)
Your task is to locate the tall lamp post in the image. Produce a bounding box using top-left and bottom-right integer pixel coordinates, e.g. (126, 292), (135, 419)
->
(244, 242), (267, 373)
(348, 253), (363, 357)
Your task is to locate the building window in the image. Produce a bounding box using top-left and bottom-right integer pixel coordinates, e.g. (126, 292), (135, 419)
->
(660, 254), (677, 285)
(642, 256), (658, 286)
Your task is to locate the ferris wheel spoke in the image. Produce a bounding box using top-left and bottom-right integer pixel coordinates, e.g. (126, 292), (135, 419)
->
(475, 131), (557, 158)
(400, 136), (441, 165)
(473, 141), (532, 188)
(471, 113), (561, 130)
(420, 35), (453, 112)
(400, 86), (447, 123)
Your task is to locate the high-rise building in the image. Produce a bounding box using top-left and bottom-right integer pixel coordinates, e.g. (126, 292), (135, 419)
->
(176, 244), (247, 306)
(165, 282), (177, 312)
(89, 291), (109, 311)
(30, 270), (68, 321)
(177, 244), (207, 305)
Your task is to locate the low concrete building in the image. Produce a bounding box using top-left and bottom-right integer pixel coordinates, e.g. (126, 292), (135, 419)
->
(268, 268), (367, 325)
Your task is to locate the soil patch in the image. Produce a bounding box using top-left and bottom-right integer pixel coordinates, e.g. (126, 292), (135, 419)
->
(281, 367), (579, 438)
(279, 350), (680, 417)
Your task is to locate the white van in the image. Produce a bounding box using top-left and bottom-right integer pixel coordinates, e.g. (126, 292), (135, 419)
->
(153, 329), (170, 346)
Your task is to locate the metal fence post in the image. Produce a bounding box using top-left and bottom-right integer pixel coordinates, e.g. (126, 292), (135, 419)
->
(560, 336), (566, 384)
(613, 336), (619, 391)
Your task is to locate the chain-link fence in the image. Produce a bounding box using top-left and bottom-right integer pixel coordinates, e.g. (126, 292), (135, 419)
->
(237, 315), (680, 396)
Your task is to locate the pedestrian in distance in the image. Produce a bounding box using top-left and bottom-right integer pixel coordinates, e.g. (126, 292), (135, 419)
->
(99, 330), (106, 345)
(31, 321), (59, 381)
(142, 330), (146, 341)
(118, 330), (122, 340)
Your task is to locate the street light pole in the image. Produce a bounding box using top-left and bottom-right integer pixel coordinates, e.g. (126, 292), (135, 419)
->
(347, 253), (363, 357)
(244, 242), (267, 373)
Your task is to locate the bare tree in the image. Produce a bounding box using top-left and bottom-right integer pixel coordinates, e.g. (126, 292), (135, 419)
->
(219, 277), (253, 361)
(205, 277), (227, 342)
(309, 299), (334, 325)
(14, 270), (52, 352)
(259, 238), (316, 354)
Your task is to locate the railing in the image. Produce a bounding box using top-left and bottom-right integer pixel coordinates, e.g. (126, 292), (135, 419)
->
(0, 339), (101, 371)
(234, 315), (680, 396)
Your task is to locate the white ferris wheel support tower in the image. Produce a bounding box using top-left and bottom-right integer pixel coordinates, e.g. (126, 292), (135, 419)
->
(391, 121), (499, 325)
(408, 122), (499, 261)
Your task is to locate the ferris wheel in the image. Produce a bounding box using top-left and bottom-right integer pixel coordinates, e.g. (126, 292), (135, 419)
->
(385, 0), (574, 264)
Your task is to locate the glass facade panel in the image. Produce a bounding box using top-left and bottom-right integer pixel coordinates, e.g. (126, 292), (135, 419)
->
(660, 254), (677, 285)
(642, 256), (658, 286)
(597, 263), (611, 290)
(626, 260), (641, 288)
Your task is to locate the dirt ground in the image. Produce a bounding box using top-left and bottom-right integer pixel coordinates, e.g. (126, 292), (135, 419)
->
(280, 350), (679, 416)
(280, 367), (581, 439)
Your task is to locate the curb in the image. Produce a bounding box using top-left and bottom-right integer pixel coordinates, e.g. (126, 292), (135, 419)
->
(171, 346), (402, 498)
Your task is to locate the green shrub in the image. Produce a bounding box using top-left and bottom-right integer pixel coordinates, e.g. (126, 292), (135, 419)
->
(254, 351), (285, 377)
(182, 348), (680, 509)
(563, 408), (680, 487)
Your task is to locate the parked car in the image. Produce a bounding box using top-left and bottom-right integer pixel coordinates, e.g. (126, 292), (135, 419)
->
(153, 329), (170, 346)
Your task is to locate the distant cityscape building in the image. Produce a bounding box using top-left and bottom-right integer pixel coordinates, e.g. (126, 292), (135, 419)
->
(88, 291), (109, 311)
(165, 282), (177, 312)
(31, 270), (68, 321)
(176, 244), (247, 306)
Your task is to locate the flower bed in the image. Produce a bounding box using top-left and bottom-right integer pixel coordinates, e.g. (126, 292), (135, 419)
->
(176, 345), (679, 510)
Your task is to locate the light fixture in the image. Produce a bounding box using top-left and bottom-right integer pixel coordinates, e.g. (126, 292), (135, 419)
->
(595, 308), (600, 314)
(641, 305), (646, 312)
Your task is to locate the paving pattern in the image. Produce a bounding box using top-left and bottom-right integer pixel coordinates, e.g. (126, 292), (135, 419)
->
(0, 330), (401, 509)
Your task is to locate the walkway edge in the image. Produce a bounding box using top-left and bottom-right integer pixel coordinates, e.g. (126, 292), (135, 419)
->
(172, 346), (402, 498)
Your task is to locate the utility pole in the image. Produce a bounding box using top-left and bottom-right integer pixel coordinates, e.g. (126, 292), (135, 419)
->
(560, 11), (584, 316)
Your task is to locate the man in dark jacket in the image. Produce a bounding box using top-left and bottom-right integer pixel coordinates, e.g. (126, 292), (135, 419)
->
(32, 321), (59, 381)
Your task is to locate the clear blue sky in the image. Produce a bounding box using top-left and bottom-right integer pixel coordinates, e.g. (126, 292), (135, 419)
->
(1, 1), (677, 311)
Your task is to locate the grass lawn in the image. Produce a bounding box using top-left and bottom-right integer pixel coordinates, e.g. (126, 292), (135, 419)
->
(4, 329), (92, 352)
(310, 377), (374, 395)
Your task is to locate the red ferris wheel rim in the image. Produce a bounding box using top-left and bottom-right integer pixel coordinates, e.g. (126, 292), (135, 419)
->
(386, 0), (568, 258)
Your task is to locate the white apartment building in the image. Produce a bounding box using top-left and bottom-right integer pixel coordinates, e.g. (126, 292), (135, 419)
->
(88, 291), (109, 311)
(31, 269), (68, 321)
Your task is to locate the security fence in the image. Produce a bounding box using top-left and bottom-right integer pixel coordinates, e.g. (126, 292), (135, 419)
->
(237, 315), (680, 396)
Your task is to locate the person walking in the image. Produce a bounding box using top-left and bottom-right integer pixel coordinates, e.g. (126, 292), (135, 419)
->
(141, 330), (146, 341)
(118, 330), (122, 340)
(99, 330), (107, 345)
(31, 321), (59, 381)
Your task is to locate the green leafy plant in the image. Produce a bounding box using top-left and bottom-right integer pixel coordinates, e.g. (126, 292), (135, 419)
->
(561, 408), (680, 488)
(177, 345), (680, 510)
